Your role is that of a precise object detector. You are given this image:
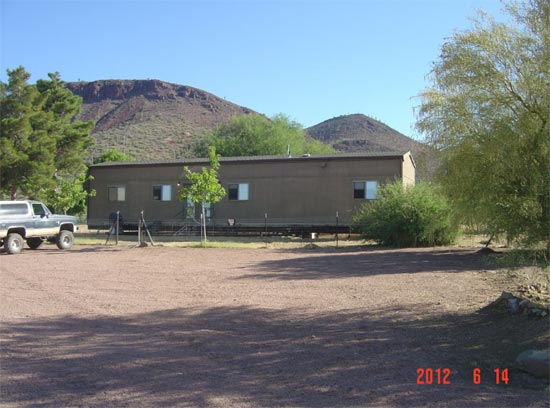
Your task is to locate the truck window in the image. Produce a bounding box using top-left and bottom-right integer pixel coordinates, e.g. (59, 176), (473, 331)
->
(32, 203), (46, 217)
(0, 203), (28, 216)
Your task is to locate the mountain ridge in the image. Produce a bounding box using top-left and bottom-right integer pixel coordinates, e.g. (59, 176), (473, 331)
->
(67, 80), (429, 173)
(305, 113), (423, 154)
(67, 79), (257, 160)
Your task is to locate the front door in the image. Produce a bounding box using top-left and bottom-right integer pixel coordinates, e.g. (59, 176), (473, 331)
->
(32, 203), (58, 236)
(184, 199), (212, 222)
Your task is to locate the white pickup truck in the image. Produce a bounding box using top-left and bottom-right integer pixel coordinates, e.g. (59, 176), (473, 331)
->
(0, 200), (78, 254)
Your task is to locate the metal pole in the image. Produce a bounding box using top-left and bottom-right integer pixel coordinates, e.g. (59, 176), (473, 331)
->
(264, 213), (268, 236)
(200, 212), (204, 243)
(138, 213), (141, 246)
(116, 210), (120, 245)
(142, 211), (155, 246)
(336, 211), (339, 248)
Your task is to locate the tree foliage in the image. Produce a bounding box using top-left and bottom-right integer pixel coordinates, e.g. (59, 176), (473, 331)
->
(416, 0), (550, 252)
(0, 66), (93, 200)
(194, 114), (334, 157)
(178, 147), (226, 242)
(93, 148), (133, 164)
(46, 173), (96, 215)
(352, 182), (459, 247)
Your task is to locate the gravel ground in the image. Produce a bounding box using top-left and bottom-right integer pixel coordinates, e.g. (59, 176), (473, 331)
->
(0, 244), (548, 407)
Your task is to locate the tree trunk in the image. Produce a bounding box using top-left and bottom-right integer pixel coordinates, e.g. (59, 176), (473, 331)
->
(10, 185), (17, 200)
(201, 201), (207, 243)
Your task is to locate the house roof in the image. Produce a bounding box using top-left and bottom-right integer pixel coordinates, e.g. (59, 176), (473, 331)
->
(90, 151), (413, 168)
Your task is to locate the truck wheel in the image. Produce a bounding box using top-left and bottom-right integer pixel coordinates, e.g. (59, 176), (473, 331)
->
(27, 237), (44, 250)
(6, 233), (24, 254)
(56, 230), (74, 250)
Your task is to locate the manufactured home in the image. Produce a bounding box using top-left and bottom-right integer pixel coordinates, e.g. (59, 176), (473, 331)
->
(87, 151), (415, 234)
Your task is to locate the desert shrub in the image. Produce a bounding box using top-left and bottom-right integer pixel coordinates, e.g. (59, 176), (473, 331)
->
(352, 181), (459, 247)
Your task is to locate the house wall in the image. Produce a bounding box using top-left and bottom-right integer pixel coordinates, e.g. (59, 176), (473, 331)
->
(88, 155), (413, 228)
(402, 152), (416, 186)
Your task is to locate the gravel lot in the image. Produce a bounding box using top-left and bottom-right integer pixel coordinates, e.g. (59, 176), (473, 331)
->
(1, 244), (548, 407)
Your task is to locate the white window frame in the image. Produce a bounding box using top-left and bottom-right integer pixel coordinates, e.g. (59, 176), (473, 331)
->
(108, 186), (126, 202)
(353, 180), (377, 200)
(153, 184), (172, 201)
(228, 183), (249, 201)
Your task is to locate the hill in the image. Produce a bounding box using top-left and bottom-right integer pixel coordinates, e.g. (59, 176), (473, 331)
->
(67, 79), (257, 161)
(306, 114), (434, 179)
(67, 80), (434, 178)
(306, 113), (423, 154)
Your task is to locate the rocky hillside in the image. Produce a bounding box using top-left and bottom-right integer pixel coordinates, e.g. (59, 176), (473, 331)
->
(67, 80), (256, 161)
(68, 80), (434, 178)
(306, 114), (422, 154)
(306, 114), (435, 179)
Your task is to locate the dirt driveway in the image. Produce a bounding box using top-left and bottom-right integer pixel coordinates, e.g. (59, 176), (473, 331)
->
(0, 244), (548, 407)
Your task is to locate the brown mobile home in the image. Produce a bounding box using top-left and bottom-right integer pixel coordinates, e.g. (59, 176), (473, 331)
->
(87, 151), (415, 234)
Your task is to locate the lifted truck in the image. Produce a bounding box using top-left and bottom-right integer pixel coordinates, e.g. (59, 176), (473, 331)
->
(0, 200), (78, 254)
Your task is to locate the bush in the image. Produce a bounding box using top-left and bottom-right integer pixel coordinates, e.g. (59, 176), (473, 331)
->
(352, 182), (459, 247)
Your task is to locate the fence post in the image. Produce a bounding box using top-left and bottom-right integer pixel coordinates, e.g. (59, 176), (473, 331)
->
(116, 210), (120, 245)
(138, 212), (142, 246)
(336, 211), (339, 248)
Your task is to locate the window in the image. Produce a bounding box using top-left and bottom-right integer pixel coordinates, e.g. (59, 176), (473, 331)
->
(32, 203), (46, 216)
(353, 181), (377, 199)
(353, 182), (365, 199)
(184, 199), (212, 219)
(228, 183), (249, 201)
(108, 186), (126, 202)
(204, 203), (212, 219)
(0, 203), (28, 216)
(184, 199), (195, 219)
(366, 181), (377, 199)
(153, 184), (172, 201)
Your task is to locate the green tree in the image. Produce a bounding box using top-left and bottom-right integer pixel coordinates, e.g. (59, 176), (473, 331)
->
(0, 67), (48, 199)
(416, 0), (550, 253)
(352, 182), (459, 247)
(93, 148), (133, 164)
(178, 146), (226, 243)
(194, 113), (334, 157)
(46, 173), (96, 215)
(0, 67), (93, 200)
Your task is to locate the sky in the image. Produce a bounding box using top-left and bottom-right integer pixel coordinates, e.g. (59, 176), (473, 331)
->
(1, 0), (508, 140)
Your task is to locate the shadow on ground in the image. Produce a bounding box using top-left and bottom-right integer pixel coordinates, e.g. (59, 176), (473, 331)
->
(1, 304), (547, 407)
(0, 245), (123, 256)
(240, 248), (497, 280)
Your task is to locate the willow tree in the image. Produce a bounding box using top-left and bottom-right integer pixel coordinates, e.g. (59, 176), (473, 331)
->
(416, 0), (550, 253)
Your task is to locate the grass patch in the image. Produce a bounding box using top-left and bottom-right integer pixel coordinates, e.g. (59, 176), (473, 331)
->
(74, 231), (368, 250)
(490, 249), (550, 269)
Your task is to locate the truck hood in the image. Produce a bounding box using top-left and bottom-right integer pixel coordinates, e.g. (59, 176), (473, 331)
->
(48, 214), (78, 224)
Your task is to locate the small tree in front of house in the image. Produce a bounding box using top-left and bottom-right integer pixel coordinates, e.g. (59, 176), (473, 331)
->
(46, 173), (96, 215)
(178, 146), (226, 243)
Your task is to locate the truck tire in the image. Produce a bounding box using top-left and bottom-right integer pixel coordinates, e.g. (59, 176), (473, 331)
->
(56, 230), (74, 250)
(27, 237), (44, 250)
(6, 233), (24, 254)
